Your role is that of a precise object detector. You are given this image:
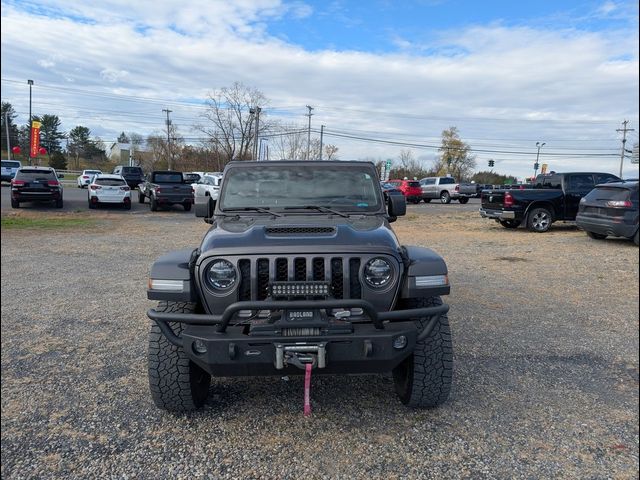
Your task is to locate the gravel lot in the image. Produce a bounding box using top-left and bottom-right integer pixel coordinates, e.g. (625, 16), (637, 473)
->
(1, 204), (638, 479)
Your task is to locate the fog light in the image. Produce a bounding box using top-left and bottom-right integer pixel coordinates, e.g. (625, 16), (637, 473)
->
(193, 339), (207, 354)
(393, 335), (407, 350)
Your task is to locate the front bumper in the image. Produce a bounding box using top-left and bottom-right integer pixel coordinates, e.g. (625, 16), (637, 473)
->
(479, 208), (516, 220)
(147, 298), (449, 375)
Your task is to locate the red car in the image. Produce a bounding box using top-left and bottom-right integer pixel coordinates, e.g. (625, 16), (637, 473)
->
(388, 179), (422, 204)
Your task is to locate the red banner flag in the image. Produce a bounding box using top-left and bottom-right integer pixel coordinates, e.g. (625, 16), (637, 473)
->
(30, 121), (41, 157)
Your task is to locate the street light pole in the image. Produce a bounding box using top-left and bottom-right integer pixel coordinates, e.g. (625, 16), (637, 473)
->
(28, 79), (33, 165)
(535, 141), (545, 178)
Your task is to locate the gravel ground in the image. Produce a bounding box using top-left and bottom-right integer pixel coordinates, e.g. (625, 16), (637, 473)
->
(1, 206), (638, 479)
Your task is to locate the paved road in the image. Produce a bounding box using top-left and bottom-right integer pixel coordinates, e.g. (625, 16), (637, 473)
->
(0, 182), (482, 216)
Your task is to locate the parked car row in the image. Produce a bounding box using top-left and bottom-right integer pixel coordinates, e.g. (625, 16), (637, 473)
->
(478, 171), (638, 245)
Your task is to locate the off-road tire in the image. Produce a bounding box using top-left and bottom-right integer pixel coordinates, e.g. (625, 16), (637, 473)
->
(138, 191), (145, 203)
(183, 201), (192, 211)
(527, 207), (552, 233)
(499, 219), (521, 229)
(458, 197), (469, 204)
(150, 196), (158, 212)
(11, 198), (19, 208)
(586, 231), (607, 240)
(148, 301), (211, 412)
(439, 191), (451, 204)
(392, 296), (453, 408)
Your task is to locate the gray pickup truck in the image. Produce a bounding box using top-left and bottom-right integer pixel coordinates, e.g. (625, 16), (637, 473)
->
(138, 170), (194, 211)
(419, 176), (472, 204)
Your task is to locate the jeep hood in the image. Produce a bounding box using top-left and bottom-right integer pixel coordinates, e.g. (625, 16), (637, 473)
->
(199, 215), (401, 255)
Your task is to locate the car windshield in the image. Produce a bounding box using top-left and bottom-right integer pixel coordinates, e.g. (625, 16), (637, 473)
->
(380, 182), (396, 189)
(2, 161), (21, 168)
(96, 178), (126, 186)
(15, 169), (56, 180)
(585, 187), (632, 202)
(123, 167), (142, 174)
(154, 173), (183, 183)
(85, 170), (101, 175)
(220, 165), (382, 212)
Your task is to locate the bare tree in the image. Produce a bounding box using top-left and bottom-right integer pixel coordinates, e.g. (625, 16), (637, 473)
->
(197, 82), (268, 162)
(390, 149), (430, 180)
(324, 144), (339, 160)
(432, 127), (477, 181)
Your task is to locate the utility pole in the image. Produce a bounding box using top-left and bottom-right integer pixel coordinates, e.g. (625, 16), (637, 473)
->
(250, 107), (261, 160)
(534, 142), (545, 178)
(305, 105), (313, 160)
(319, 125), (325, 160)
(28, 79), (33, 165)
(5, 112), (11, 160)
(163, 109), (172, 169)
(616, 120), (634, 178)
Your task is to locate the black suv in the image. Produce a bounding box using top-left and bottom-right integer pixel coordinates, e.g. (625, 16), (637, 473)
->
(576, 180), (639, 245)
(113, 165), (144, 189)
(146, 161), (453, 412)
(10, 166), (63, 208)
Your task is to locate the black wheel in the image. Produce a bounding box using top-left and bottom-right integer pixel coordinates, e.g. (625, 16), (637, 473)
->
(634, 230), (639, 246)
(150, 196), (158, 212)
(527, 207), (552, 232)
(138, 191), (145, 203)
(124, 202), (131, 210)
(55, 198), (63, 208)
(586, 231), (607, 240)
(11, 198), (19, 208)
(423, 198), (431, 203)
(499, 219), (521, 229)
(458, 197), (469, 204)
(439, 191), (451, 204)
(392, 296), (453, 408)
(148, 301), (211, 412)
(183, 201), (192, 211)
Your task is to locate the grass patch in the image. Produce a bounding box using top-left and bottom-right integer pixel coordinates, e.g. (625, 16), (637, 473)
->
(1, 216), (96, 230)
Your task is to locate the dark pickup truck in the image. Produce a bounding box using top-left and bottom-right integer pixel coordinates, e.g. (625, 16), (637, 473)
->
(138, 170), (194, 211)
(479, 171), (620, 232)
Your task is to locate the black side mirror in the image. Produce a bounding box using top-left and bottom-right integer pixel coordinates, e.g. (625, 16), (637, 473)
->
(195, 195), (215, 222)
(388, 194), (406, 220)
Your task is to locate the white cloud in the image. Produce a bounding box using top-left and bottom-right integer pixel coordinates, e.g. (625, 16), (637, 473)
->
(0, 1), (638, 178)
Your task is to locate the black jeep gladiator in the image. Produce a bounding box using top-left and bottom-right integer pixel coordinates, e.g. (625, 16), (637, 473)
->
(146, 161), (452, 412)
(479, 171), (620, 232)
(138, 170), (194, 211)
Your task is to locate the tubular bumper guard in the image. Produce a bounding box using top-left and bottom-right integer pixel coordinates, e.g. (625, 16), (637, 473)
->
(147, 299), (449, 349)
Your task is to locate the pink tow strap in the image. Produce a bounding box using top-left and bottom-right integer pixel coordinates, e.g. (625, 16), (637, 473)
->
(303, 363), (312, 416)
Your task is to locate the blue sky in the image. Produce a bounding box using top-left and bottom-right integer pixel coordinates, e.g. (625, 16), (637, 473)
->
(1, 0), (638, 178)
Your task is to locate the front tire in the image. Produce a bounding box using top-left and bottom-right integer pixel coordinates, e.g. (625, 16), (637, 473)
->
(148, 301), (211, 412)
(439, 191), (451, 204)
(392, 296), (453, 408)
(499, 219), (521, 229)
(586, 231), (607, 240)
(527, 207), (552, 232)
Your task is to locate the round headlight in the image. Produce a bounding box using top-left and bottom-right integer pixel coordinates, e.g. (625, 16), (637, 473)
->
(363, 258), (393, 288)
(206, 260), (237, 290)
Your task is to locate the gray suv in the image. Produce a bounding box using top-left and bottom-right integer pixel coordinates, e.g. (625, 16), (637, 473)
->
(146, 161), (453, 412)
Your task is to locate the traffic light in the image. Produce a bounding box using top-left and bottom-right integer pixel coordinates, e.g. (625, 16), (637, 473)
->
(534, 162), (539, 171)
(488, 160), (495, 167)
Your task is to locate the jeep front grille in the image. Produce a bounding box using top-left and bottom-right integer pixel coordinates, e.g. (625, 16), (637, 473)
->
(236, 256), (362, 301)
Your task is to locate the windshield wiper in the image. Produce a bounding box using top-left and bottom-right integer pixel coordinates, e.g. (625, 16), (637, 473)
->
(284, 205), (350, 218)
(223, 207), (283, 217)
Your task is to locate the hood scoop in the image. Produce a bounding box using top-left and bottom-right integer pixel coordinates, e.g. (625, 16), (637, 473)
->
(265, 226), (337, 236)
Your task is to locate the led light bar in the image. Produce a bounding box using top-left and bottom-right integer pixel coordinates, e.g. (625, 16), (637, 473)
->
(148, 279), (185, 291)
(414, 275), (449, 287)
(271, 282), (330, 296)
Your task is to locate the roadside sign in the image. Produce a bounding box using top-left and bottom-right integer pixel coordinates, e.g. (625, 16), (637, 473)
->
(383, 159), (392, 181)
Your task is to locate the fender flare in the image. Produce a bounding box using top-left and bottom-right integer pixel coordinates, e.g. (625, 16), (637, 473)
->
(399, 245), (450, 298)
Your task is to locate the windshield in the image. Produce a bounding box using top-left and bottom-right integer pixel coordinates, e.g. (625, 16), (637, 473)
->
(154, 173), (183, 183)
(220, 165), (382, 212)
